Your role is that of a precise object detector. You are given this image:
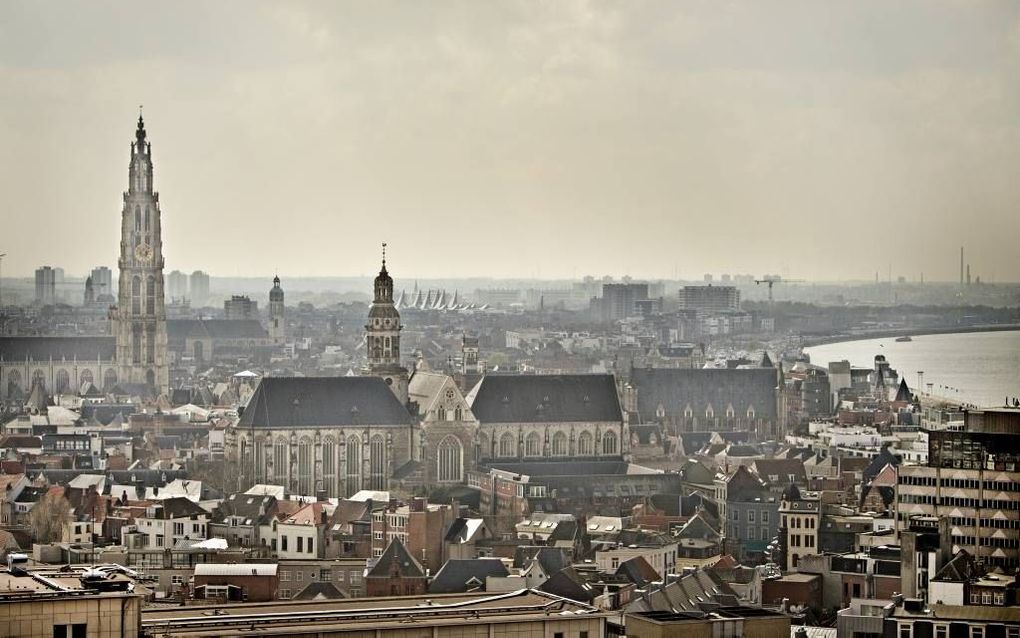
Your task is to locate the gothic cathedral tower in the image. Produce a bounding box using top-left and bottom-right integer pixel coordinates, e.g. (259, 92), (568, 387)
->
(366, 244), (408, 404)
(112, 114), (169, 393)
(268, 275), (285, 344)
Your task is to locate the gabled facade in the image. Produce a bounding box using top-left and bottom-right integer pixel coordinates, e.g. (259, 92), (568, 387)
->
(409, 371), (478, 484)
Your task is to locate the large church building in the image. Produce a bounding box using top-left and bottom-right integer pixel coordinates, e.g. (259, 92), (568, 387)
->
(0, 115), (170, 399)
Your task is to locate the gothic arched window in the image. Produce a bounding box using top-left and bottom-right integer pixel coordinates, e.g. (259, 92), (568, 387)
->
(146, 276), (155, 314)
(55, 369), (70, 394)
(132, 276), (141, 315)
(103, 369), (118, 391)
(454, 406), (463, 421)
(6, 369), (22, 396)
(134, 206), (141, 231)
(322, 437), (336, 497)
(602, 430), (618, 455)
(552, 431), (568, 456)
(345, 435), (361, 496)
(297, 437), (313, 495)
(79, 369), (93, 388)
(31, 369), (46, 392)
(146, 324), (156, 364)
(369, 435), (386, 490)
(525, 432), (541, 457)
(436, 406), (447, 421)
(253, 437), (266, 483)
(240, 438), (250, 478)
(132, 324), (142, 364)
(499, 432), (515, 457)
(577, 431), (594, 456)
(272, 438), (287, 482)
(144, 206), (150, 231)
(437, 436), (463, 483)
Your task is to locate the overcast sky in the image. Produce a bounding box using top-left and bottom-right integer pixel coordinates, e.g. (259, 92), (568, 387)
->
(1, 1), (1019, 282)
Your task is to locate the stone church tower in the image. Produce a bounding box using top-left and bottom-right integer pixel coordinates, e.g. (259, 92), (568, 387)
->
(366, 245), (408, 404)
(268, 275), (285, 344)
(111, 114), (169, 393)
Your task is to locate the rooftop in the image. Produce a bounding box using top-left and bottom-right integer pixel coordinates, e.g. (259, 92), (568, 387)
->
(141, 589), (602, 636)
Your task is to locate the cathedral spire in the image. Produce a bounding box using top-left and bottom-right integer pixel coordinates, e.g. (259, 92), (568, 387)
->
(114, 111), (168, 394)
(373, 242), (393, 303)
(136, 106), (147, 145)
(366, 244), (407, 404)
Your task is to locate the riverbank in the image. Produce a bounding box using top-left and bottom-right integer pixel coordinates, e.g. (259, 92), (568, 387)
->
(804, 330), (1020, 408)
(800, 323), (1020, 348)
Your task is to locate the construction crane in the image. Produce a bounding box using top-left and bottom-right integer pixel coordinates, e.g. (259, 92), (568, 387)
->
(754, 276), (805, 304)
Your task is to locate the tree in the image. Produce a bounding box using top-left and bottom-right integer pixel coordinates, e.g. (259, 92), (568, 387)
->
(30, 491), (72, 544)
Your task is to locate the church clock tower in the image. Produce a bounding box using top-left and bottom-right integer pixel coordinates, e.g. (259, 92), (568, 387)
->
(112, 113), (169, 393)
(366, 244), (408, 404)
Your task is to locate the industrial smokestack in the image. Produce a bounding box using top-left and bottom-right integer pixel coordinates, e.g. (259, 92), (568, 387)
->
(960, 246), (964, 286)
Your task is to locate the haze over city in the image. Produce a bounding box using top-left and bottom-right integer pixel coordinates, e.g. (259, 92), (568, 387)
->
(3, 1), (1020, 281)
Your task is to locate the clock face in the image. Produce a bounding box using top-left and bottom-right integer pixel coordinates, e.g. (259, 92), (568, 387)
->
(134, 243), (153, 262)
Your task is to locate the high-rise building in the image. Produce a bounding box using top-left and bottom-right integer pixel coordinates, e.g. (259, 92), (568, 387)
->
(595, 283), (648, 322)
(366, 245), (408, 404)
(111, 114), (169, 392)
(224, 295), (258, 320)
(166, 270), (188, 302)
(897, 410), (1020, 570)
(190, 270), (210, 307)
(34, 266), (55, 305)
(268, 275), (285, 344)
(677, 284), (740, 312)
(90, 266), (113, 302)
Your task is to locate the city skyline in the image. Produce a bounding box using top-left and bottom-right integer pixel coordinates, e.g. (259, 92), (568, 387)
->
(2, 2), (1020, 282)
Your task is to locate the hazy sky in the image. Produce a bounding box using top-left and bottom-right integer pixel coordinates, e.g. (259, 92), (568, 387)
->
(2, 1), (1019, 282)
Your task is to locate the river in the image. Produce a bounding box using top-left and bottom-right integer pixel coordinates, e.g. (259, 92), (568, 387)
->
(803, 330), (1020, 408)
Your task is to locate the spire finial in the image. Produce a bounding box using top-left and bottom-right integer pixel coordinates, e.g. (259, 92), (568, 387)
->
(382, 242), (387, 269)
(136, 106), (147, 143)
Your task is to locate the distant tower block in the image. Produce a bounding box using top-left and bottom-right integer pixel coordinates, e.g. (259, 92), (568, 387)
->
(269, 275), (285, 344)
(366, 244), (408, 404)
(111, 113), (169, 393)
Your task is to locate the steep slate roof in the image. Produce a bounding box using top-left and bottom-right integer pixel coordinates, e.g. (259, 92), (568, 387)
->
(428, 559), (509, 593)
(444, 518), (486, 544)
(751, 459), (807, 487)
(238, 377), (415, 428)
(152, 497), (208, 519)
(538, 566), (596, 603)
(932, 549), (977, 582)
(513, 546), (572, 573)
(213, 493), (275, 525)
(293, 582), (346, 600)
(616, 556), (660, 587)
(629, 368), (778, 422)
(167, 319), (268, 339)
(467, 374), (622, 424)
(0, 336), (116, 362)
(367, 538), (426, 579)
(895, 378), (913, 402)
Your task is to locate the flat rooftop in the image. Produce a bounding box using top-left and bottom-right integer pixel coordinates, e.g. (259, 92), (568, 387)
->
(142, 589), (603, 636)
